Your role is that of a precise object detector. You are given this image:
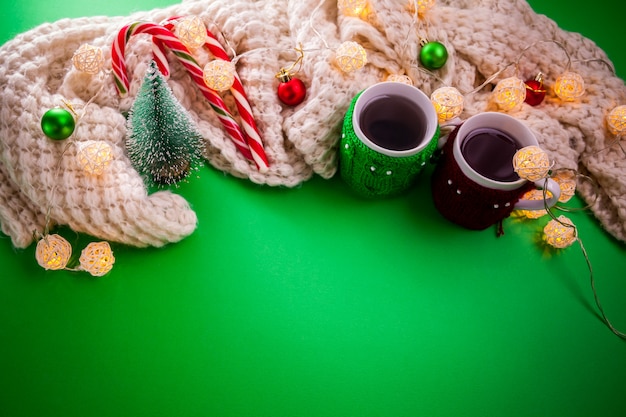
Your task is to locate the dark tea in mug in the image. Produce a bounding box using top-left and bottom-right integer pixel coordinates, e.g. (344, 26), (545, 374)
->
(460, 128), (521, 182)
(359, 94), (427, 151)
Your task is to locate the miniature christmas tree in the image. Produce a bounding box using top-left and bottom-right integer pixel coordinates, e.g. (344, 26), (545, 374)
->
(126, 60), (205, 187)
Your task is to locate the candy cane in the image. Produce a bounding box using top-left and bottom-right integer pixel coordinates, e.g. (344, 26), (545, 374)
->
(111, 21), (258, 166)
(161, 17), (269, 171)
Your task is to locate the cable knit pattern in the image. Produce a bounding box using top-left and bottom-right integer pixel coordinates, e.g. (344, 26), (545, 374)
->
(0, 0), (625, 248)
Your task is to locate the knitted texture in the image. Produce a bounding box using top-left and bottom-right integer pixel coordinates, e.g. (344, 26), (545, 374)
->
(432, 127), (535, 230)
(0, 0), (625, 248)
(340, 92), (439, 197)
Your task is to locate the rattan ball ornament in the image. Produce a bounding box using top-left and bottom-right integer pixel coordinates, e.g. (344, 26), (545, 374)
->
(552, 169), (577, 203)
(513, 145), (551, 181)
(518, 189), (549, 219)
(203, 60), (236, 92)
(76, 140), (113, 175)
(35, 234), (72, 271)
(544, 215), (577, 248)
(338, 0), (368, 17)
(431, 86), (464, 123)
(72, 43), (105, 74)
(606, 105), (626, 137)
(79, 241), (115, 277)
(493, 77), (526, 111)
(335, 41), (367, 72)
(174, 16), (207, 51)
(386, 74), (413, 85)
(554, 71), (585, 101)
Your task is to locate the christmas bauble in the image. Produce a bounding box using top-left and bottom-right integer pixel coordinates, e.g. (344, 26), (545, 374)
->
(41, 108), (75, 140)
(419, 41), (448, 70)
(524, 77), (546, 106)
(277, 76), (306, 106)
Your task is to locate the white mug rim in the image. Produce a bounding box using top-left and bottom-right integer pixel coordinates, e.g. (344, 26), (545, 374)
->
(352, 81), (438, 157)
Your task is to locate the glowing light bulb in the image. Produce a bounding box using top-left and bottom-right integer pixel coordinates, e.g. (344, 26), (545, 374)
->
(335, 41), (367, 73)
(431, 86), (464, 123)
(407, 0), (436, 15)
(512, 145), (551, 181)
(35, 234), (72, 270)
(493, 77), (526, 111)
(72, 44), (105, 74)
(175, 16), (207, 50)
(79, 241), (115, 277)
(554, 71), (585, 101)
(76, 140), (113, 175)
(203, 60), (236, 91)
(544, 215), (577, 248)
(338, 0), (368, 17)
(606, 105), (626, 136)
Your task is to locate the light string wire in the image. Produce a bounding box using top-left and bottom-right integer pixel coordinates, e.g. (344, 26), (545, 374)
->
(541, 176), (626, 339)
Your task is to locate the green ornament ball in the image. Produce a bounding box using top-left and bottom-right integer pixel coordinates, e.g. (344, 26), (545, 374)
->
(41, 108), (75, 140)
(419, 41), (448, 70)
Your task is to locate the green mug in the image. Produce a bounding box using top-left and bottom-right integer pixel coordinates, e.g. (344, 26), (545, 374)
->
(339, 82), (440, 197)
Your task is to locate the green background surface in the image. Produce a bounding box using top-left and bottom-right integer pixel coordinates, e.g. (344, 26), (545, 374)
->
(1, 1), (625, 416)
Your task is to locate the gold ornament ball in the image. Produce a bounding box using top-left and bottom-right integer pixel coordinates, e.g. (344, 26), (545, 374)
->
(554, 71), (585, 101)
(544, 215), (577, 249)
(431, 86), (464, 123)
(77, 140), (113, 175)
(338, 0), (368, 17)
(386, 74), (413, 85)
(606, 105), (626, 136)
(175, 16), (207, 51)
(72, 44), (105, 74)
(203, 60), (236, 92)
(493, 77), (526, 111)
(512, 145), (551, 181)
(79, 241), (115, 277)
(35, 234), (72, 271)
(335, 41), (367, 73)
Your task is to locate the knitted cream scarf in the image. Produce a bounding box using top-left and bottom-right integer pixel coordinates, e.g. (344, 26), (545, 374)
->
(1, 0), (625, 248)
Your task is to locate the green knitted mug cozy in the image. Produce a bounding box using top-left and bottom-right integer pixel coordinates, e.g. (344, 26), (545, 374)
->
(339, 91), (440, 198)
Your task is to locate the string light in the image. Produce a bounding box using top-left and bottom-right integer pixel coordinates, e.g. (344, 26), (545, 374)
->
(544, 215), (577, 248)
(430, 86), (464, 123)
(76, 140), (113, 175)
(518, 189), (549, 219)
(551, 169), (577, 203)
(554, 71), (585, 101)
(335, 41), (367, 72)
(512, 145), (552, 181)
(79, 241), (115, 277)
(606, 105), (626, 136)
(203, 60), (236, 91)
(493, 77), (526, 111)
(72, 44), (105, 74)
(338, 0), (368, 17)
(35, 234), (72, 271)
(174, 16), (207, 51)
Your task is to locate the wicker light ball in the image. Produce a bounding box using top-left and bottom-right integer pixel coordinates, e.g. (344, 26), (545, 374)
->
(35, 234), (72, 270)
(551, 169), (577, 203)
(338, 0), (368, 17)
(175, 16), (207, 50)
(606, 105), (626, 137)
(554, 71), (585, 101)
(431, 86), (464, 123)
(79, 241), (115, 277)
(72, 44), (105, 74)
(518, 189), (549, 219)
(335, 41), (367, 73)
(76, 140), (113, 175)
(513, 145), (551, 181)
(386, 74), (413, 85)
(544, 215), (577, 249)
(203, 60), (236, 92)
(493, 77), (526, 111)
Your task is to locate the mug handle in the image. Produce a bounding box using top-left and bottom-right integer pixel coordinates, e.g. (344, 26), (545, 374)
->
(437, 118), (463, 149)
(514, 178), (561, 210)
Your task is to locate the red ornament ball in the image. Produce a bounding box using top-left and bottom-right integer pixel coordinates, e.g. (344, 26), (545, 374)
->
(524, 77), (546, 106)
(276, 71), (306, 106)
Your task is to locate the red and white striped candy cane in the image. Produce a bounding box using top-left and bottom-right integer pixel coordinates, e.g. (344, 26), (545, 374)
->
(161, 17), (269, 172)
(111, 21), (265, 169)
